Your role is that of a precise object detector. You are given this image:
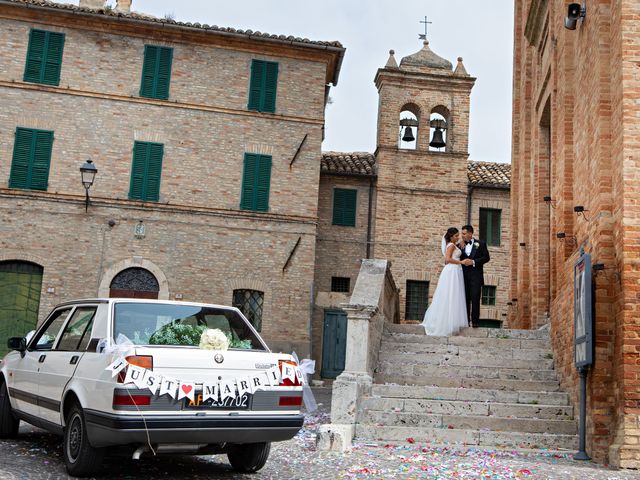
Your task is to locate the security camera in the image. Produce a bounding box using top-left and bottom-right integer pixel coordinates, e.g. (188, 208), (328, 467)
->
(564, 3), (586, 30)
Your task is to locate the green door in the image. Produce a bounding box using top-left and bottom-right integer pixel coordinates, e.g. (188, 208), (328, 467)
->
(321, 310), (347, 379)
(0, 261), (43, 357)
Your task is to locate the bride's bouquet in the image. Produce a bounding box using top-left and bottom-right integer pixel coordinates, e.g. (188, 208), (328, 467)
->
(199, 328), (229, 351)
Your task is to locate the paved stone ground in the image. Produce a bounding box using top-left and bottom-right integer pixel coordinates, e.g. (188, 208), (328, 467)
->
(1, 387), (639, 479)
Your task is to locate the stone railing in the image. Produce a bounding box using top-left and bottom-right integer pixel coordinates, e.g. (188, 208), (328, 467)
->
(317, 259), (399, 451)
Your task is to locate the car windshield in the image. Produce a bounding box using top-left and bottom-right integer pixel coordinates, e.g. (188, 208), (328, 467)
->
(113, 302), (266, 350)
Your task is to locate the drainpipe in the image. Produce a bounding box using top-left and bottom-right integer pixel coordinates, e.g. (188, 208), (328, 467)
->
(466, 185), (474, 225)
(366, 177), (375, 258)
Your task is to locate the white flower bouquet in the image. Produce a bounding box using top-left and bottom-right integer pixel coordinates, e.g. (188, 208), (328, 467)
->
(199, 328), (230, 351)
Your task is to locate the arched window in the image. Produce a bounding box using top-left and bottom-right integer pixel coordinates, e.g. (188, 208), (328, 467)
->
(0, 261), (43, 356)
(109, 267), (159, 299)
(232, 289), (264, 331)
(429, 106), (450, 152)
(398, 103), (420, 150)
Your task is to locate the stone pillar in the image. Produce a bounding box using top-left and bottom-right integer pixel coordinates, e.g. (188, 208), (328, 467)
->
(79, 0), (105, 9)
(115, 0), (132, 13)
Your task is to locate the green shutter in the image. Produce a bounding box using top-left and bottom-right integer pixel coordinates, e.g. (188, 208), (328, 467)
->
(262, 62), (278, 113)
(24, 30), (65, 86)
(333, 189), (357, 226)
(129, 141), (163, 201)
(145, 143), (164, 201)
(480, 208), (501, 246)
(240, 154), (271, 211)
(9, 128), (53, 191)
(140, 45), (173, 100)
(247, 61), (264, 111)
(248, 60), (278, 113)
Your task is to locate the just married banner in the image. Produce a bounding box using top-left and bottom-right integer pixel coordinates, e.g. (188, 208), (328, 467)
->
(105, 357), (304, 402)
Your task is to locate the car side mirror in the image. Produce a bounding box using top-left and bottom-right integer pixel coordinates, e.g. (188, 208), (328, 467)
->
(7, 337), (27, 356)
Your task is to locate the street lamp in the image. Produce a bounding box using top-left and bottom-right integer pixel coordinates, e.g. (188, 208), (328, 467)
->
(80, 159), (97, 212)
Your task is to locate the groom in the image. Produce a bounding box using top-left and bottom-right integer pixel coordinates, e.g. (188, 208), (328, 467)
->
(460, 225), (490, 327)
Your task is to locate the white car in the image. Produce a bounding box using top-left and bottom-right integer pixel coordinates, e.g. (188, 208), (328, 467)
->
(0, 299), (304, 477)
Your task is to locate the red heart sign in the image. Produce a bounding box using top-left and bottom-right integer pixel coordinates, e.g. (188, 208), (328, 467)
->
(181, 384), (193, 394)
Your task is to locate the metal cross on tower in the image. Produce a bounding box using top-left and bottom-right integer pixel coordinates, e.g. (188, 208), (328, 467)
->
(419, 16), (432, 40)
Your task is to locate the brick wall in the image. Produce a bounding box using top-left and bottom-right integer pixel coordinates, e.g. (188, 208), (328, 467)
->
(511, 0), (640, 466)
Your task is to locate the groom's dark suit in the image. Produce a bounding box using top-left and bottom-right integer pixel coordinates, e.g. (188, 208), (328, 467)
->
(460, 239), (490, 326)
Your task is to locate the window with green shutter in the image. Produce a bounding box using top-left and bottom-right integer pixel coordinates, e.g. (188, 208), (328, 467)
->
(405, 280), (429, 321)
(139, 45), (173, 100)
(479, 208), (502, 246)
(332, 188), (357, 226)
(128, 141), (164, 202)
(240, 153), (272, 212)
(9, 128), (54, 191)
(247, 60), (278, 113)
(482, 285), (497, 306)
(23, 29), (65, 86)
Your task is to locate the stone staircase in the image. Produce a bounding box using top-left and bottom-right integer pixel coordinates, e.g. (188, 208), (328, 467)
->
(355, 323), (578, 451)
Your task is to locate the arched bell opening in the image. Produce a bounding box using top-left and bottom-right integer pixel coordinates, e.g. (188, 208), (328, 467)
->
(398, 103), (420, 150)
(429, 106), (450, 152)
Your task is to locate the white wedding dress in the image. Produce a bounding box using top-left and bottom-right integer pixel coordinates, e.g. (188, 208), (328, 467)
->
(421, 243), (469, 336)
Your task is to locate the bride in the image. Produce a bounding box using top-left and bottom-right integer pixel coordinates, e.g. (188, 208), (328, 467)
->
(421, 227), (472, 336)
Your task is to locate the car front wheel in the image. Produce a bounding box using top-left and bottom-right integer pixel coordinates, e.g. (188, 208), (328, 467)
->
(0, 380), (19, 438)
(63, 402), (104, 477)
(227, 442), (271, 473)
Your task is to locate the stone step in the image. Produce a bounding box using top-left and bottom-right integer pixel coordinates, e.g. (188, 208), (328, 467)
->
(362, 397), (573, 420)
(361, 410), (576, 435)
(379, 341), (553, 360)
(377, 351), (554, 370)
(384, 333), (550, 350)
(355, 424), (578, 451)
(374, 373), (562, 392)
(383, 323), (550, 340)
(371, 384), (569, 405)
(375, 362), (558, 382)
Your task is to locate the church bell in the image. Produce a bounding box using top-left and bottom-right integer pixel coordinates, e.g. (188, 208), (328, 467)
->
(429, 127), (446, 149)
(401, 126), (415, 143)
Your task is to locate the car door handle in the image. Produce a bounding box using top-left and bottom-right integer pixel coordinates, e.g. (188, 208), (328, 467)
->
(38, 355), (46, 363)
(69, 355), (79, 365)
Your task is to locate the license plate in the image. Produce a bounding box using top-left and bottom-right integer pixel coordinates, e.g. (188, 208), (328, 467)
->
(184, 393), (252, 410)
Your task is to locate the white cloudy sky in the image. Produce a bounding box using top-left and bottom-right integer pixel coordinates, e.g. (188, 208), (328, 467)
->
(56, 1), (514, 163)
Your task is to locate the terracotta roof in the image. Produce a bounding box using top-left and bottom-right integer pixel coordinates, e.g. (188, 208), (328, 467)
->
(467, 160), (511, 188)
(321, 154), (510, 188)
(3, 0), (344, 49)
(321, 152), (377, 176)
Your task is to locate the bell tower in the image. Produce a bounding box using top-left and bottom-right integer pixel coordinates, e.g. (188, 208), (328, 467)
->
(372, 40), (476, 321)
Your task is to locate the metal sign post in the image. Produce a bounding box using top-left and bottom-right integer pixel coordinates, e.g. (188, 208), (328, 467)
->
(573, 249), (593, 461)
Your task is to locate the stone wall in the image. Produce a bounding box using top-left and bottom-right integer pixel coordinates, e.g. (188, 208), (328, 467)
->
(511, 0), (640, 466)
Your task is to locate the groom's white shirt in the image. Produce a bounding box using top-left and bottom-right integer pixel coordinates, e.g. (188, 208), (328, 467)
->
(464, 238), (474, 256)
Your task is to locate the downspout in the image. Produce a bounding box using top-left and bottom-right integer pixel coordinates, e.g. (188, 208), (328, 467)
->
(366, 177), (375, 258)
(466, 185), (474, 225)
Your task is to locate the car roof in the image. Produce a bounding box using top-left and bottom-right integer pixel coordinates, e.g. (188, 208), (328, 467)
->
(53, 298), (239, 311)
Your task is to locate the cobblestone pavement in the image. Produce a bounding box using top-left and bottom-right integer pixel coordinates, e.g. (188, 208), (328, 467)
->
(1, 388), (640, 479)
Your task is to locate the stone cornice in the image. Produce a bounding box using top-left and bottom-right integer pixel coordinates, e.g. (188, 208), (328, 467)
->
(374, 68), (476, 92)
(0, 189), (318, 227)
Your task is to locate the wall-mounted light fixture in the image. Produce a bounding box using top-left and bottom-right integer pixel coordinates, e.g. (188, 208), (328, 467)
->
(79, 159), (97, 212)
(574, 206), (590, 221)
(543, 196), (557, 209)
(556, 232), (577, 245)
(564, 3), (586, 30)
